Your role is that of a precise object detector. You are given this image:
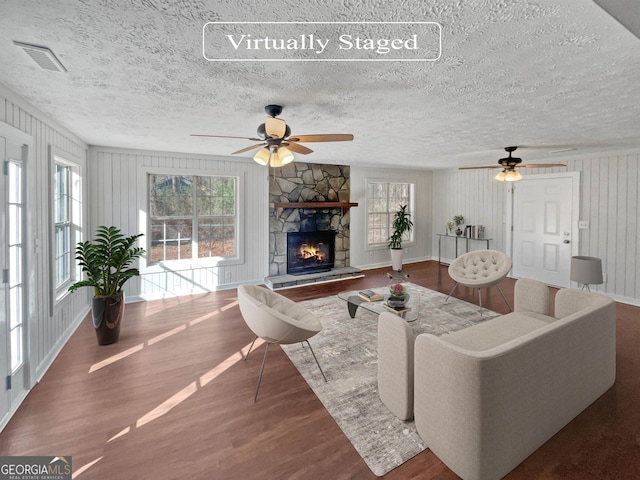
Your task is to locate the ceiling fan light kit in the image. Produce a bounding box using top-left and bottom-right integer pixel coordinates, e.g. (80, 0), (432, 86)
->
(463, 146), (567, 182)
(193, 105), (353, 168)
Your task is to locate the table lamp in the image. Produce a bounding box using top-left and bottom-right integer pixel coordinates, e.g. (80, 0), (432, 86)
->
(570, 256), (603, 291)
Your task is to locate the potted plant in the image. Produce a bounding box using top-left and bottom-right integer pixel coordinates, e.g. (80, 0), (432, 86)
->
(446, 221), (455, 235)
(453, 214), (465, 236)
(387, 204), (414, 271)
(69, 226), (145, 345)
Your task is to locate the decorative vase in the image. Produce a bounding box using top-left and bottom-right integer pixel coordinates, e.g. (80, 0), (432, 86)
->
(456, 228), (463, 236)
(390, 248), (403, 272)
(92, 292), (125, 345)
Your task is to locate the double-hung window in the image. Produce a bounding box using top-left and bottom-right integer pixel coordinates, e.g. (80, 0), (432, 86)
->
(50, 148), (82, 312)
(148, 174), (238, 263)
(367, 181), (414, 248)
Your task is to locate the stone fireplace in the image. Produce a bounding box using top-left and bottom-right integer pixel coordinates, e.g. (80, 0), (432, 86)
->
(266, 162), (362, 289)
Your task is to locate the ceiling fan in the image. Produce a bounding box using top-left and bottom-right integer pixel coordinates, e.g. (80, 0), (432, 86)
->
(191, 105), (354, 167)
(459, 146), (567, 181)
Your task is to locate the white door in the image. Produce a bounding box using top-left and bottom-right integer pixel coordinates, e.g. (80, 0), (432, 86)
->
(0, 136), (7, 419)
(510, 173), (579, 287)
(1, 134), (28, 421)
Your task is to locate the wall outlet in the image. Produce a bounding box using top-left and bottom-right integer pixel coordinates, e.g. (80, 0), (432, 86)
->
(225, 271), (231, 280)
(578, 220), (589, 229)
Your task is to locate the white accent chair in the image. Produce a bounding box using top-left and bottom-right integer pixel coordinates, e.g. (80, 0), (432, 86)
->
(446, 249), (513, 315)
(238, 284), (326, 403)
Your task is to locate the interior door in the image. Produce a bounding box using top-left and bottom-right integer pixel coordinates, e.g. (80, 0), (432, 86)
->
(0, 136), (8, 419)
(511, 173), (579, 287)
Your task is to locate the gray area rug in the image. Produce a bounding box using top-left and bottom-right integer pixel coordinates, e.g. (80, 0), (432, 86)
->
(281, 283), (500, 476)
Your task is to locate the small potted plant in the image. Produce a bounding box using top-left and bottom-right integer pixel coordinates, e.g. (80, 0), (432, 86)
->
(453, 214), (465, 236)
(387, 205), (414, 271)
(69, 226), (145, 345)
(446, 221), (455, 235)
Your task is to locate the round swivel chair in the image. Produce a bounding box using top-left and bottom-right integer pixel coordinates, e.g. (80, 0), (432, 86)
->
(446, 250), (513, 315)
(238, 284), (327, 402)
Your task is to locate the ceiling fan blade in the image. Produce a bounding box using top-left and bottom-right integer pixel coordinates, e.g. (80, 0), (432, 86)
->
(231, 143), (266, 155)
(458, 165), (502, 170)
(191, 134), (264, 141)
(284, 142), (313, 154)
(287, 134), (354, 143)
(519, 163), (567, 168)
(265, 117), (287, 138)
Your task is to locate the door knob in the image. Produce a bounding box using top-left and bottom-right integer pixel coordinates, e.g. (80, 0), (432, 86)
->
(563, 240), (570, 244)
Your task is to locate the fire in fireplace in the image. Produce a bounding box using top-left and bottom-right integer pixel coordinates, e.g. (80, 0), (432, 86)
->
(287, 231), (336, 275)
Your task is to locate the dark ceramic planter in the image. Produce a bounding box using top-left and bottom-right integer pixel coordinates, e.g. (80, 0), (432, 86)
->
(92, 292), (125, 345)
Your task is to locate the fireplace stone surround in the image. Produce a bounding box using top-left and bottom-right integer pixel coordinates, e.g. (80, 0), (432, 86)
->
(266, 162), (363, 289)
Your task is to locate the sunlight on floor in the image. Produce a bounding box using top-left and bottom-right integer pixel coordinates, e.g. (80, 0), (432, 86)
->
(76, 337), (262, 478)
(72, 456), (103, 479)
(88, 298), (239, 373)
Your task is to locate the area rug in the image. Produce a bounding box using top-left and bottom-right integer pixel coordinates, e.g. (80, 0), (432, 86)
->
(281, 283), (500, 476)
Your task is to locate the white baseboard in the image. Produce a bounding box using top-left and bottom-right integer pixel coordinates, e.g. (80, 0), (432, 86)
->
(36, 305), (90, 382)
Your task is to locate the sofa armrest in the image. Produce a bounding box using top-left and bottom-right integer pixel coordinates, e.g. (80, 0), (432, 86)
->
(514, 278), (550, 315)
(378, 312), (414, 420)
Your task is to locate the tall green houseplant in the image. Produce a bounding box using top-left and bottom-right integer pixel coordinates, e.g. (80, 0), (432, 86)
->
(69, 225), (145, 345)
(388, 205), (414, 271)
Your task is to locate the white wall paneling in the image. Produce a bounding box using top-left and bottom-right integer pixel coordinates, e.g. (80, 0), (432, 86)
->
(349, 166), (433, 270)
(432, 153), (640, 305)
(431, 168), (508, 264)
(0, 84), (90, 388)
(89, 147), (269, 299)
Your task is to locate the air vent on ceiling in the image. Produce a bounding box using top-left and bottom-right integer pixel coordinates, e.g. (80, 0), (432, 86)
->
(548, 148), (576, 154)
(13, 41), (67, 72)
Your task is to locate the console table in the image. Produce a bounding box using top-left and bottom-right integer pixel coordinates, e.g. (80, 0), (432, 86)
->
(436, 233), (491, 264)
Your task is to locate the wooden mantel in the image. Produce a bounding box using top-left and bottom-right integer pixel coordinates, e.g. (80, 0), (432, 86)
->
(270, 201), (358, 217)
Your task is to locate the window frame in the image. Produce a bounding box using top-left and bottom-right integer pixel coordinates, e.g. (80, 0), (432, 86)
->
(142, 167), (244, 270)
(49, 146), (83, 314)
(365, 179), (415, 250)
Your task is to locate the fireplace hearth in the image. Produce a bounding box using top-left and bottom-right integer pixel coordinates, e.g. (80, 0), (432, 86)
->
(287, 231), (335, 275)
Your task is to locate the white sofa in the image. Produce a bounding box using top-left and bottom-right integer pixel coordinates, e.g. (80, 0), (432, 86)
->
(413, 286), (616, 480)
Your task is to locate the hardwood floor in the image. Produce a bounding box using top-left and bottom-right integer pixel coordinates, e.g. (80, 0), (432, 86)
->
(1, 260), (639, 479)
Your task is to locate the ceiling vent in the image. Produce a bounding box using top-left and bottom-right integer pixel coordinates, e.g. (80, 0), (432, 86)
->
(13, 41), (67, 72)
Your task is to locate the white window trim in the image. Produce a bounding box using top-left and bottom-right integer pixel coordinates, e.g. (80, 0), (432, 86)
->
(138, 166), (245, 273)
(48, 146), (83, 315)
(365, 178), (416, 251)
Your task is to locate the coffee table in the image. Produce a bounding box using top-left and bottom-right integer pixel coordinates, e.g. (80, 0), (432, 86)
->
(338, 286), (420, 322)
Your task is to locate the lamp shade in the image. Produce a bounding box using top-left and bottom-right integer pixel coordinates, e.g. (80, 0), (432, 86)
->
(253, 147), (271, 166)
(270, 149), (283, 167)
(277, 146), (294, 165)
(570, 256), (603, 285)
(504, 170), (522, 182)
(495, 170), (507, 181)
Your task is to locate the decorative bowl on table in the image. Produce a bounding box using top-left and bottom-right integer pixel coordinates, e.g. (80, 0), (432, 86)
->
(387, 294), (409, 308)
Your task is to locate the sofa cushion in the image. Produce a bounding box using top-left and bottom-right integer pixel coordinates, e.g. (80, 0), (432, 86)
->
(441, 312), (555, 351)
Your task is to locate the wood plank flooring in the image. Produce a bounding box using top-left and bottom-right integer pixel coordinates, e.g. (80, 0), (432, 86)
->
(1, 261), (639, 479)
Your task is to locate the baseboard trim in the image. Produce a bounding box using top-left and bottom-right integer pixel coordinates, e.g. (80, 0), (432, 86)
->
(36, 305), (90, 382)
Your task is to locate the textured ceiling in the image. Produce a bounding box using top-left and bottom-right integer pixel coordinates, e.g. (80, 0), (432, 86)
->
(1, 0), (639, 169)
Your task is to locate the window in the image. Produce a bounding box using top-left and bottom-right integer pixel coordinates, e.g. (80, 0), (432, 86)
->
(50, 147), (82, 313)
(148, 174), (238, 263)
(367, 181), (414, 247)
(54, 163), (71, 287)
